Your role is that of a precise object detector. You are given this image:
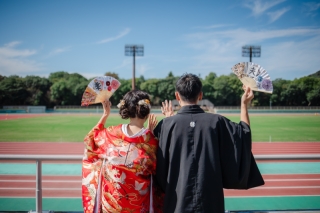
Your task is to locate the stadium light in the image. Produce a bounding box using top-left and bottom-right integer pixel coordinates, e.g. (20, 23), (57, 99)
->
(125, 45), (144, 90)
(242, 45), (261, 62)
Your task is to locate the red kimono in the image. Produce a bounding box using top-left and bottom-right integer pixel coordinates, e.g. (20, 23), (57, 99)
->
(82, 124), (163, 213)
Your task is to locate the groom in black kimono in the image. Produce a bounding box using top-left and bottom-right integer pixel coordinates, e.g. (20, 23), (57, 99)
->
(154, 73), (264, 213)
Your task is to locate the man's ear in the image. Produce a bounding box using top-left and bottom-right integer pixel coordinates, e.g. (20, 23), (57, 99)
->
(175, 92), (180, 101)
(198, 91), (203, 101)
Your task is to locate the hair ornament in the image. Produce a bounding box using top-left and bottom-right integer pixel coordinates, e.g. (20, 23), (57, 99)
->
(117, 100), (125, 108)
(138, 99), (151, 108)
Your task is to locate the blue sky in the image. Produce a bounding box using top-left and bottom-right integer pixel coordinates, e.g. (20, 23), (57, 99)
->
(0, 0), (319, 80)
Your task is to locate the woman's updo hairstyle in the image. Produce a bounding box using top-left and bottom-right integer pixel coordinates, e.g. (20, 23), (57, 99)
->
(119, 90), (151, 119)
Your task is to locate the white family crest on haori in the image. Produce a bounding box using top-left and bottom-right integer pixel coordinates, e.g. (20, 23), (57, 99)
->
(81, 76), (121, 106)
(231, 62), (273, 94)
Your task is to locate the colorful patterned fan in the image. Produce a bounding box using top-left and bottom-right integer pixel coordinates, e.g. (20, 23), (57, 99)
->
(81, 76), (121, 106)
(231, 62), (273, 94)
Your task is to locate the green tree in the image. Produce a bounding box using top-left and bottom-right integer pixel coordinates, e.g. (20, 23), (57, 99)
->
(111, 79), (131, 104)
(202, 72), (217, 103)
(305, 78), (320, 106)
(24, 76), (51, 106)
(49, 72), (88, 105)
(139, 75), (146, 82)
(213, 74), (242, 106)
(48, 71), (70, 83)
(307, 86), (320, 106)
(140, 79), (159, 104)
(270, 78), (290, 106)
(50, 80), (70, 105)
(308, 70), (320, 78)
(104, 72), (120, 79)
(0, 75), (29, 105)
(167, 71), (174, 78)
(281, 82), (304, 106)
(157, 75), (178, 105)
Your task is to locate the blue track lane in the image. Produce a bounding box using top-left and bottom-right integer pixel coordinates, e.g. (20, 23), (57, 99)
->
(0, 162), (320, 211)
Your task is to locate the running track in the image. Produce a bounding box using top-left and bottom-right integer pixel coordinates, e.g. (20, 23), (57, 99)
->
(0, 142), (320, 198)
(2, 114), (320, 210)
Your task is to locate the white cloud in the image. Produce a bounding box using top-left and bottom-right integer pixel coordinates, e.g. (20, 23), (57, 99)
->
(97, 28), (131, 44)
(48, 46), (71, 56)
(193, 24), (231, 30)
(113, 58), (132, 70)
(0, 41), (43, 76)
(267, 7), (290, 23)
(136, 64), (151, 75)
(260, 34), (320, 78)
(304, 2), (320, 16)
(305, 2), (320, 11)
(0, 41), (37, 58)
(184, 27), (320, 79)
(4, 41), (21, 48)
(185, 28), (320, 52)
(244, 0), (286, 16)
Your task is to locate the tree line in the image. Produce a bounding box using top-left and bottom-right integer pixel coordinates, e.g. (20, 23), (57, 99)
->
(0, 70), (319, 108)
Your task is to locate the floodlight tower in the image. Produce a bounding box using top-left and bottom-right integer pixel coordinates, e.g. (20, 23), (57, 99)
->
(242, 45), (261, 62)
(125, 45), (144, 90)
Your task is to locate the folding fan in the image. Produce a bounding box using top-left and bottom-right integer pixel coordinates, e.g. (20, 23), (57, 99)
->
(231, 62), (273, 94)
(81, 76), (121, 106)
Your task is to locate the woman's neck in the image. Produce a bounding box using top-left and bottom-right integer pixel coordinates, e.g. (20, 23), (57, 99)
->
(127, 117), (146, 136)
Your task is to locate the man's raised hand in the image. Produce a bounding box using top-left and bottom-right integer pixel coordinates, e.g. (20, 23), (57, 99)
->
(161, 100), (174, 117)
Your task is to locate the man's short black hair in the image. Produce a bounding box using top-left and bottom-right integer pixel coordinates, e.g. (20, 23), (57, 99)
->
(175, 73), (202, 103)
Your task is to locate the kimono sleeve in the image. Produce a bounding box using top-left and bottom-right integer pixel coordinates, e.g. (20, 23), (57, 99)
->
(83, 123), (105, 163)
(82, 123), (105, 213)
(218, 117), (264, 189)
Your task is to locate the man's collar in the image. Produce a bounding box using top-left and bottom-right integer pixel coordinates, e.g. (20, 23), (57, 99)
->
(177, 105), (205, 114)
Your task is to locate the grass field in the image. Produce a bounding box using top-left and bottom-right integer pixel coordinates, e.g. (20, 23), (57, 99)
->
(0, 114), (319, 142)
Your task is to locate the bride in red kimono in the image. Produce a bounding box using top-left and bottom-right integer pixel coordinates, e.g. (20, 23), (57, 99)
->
(82, 90), (162, 213)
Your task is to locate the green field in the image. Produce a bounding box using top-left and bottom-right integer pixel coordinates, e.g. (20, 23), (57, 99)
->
(0, 114), (319, 142)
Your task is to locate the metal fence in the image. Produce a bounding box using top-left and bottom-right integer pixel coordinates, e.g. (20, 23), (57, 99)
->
(215, 106), (320, 110)
(1, 154), (320, 213)
(54, 105), (320, 109)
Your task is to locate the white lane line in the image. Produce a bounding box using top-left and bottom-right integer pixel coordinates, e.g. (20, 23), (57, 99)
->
(0, 196), (81, 198)
(0, 188), (80, 190)
(240, 186), (320, 189)
(2, 186), (319, 190)
(264, 179), (320, 181)
(1, 179), (318, 183)
(1, 179), (319, 183)
(225, 195), (320, 198)
(0, 180), (80, 183)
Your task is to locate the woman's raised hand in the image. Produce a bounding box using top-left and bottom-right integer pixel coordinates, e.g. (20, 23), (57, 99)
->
(161, 100), (174, 117)
(102, 100), (111, 117)
(147, 113), (158, 133)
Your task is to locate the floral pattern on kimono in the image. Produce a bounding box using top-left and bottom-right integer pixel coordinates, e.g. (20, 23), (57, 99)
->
(82, 123), (163, 213)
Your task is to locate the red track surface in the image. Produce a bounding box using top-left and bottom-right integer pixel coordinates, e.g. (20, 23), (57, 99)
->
(1, 142), (320, 155)
(0, 175), (81, 197)
(224, 174), (320, 197)
(0, 142), (320, 198)
(0, 114), (49, 120)
(0, 174), (319, 198)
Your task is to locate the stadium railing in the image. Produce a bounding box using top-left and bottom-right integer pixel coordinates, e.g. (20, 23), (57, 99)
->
(1, 154), (320, 213)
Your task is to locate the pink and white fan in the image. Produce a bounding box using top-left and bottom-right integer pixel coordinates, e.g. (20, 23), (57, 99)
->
(231, 62), (273, 94)
(81, 76), (121, 106)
